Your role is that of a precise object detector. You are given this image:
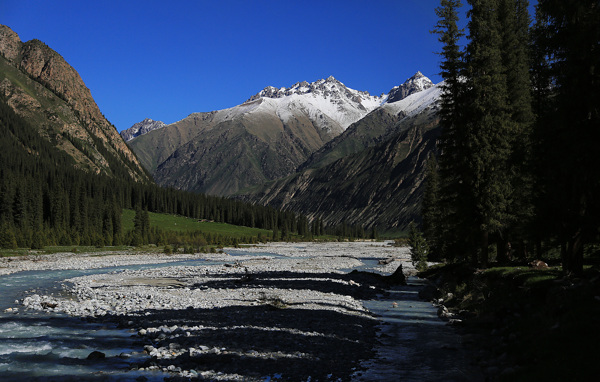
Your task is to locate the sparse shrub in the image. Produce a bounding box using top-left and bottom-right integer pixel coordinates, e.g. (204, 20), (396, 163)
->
(258, 292), (288, 309)
(408, 222), (429, 272)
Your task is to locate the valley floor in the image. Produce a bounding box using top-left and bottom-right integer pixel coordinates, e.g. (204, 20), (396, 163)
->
(5, 242), (477, 381)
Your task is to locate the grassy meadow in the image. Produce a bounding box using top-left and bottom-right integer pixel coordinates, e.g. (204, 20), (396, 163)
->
(121, 209), (272, 239)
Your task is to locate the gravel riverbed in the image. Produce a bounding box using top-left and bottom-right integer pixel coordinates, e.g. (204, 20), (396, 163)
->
(13, 241), (416, 381)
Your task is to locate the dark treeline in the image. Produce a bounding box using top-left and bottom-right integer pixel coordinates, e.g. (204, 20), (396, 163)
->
(424, 0), (599, 275)
(0, 95), (353, 249)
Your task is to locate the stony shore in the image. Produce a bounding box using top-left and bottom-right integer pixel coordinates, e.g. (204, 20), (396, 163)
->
(0, 251), (210, 276)
(14, 241), (415, 381)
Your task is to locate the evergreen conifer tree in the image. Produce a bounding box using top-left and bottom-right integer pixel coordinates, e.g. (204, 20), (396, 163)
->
(497, 0), (535, 262)
(533, 0), (600, 275)
(0, 224), (17, 249)
(421, 155), (443, 259)
(408, 222), (429, 272)
(464, 0), (515, 265)
(432, 0), (470, 261)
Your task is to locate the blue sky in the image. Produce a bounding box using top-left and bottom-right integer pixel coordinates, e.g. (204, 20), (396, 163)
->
(2, 0), (536, 132)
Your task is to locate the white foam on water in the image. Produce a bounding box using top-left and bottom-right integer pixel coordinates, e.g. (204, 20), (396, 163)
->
(0, 321), (52, 338)
(0, 341), (52, 355)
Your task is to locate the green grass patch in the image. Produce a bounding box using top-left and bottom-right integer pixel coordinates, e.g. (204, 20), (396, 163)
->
(482, 266), (562, 287)
(0, 245), (135, 257)
(121, 209), (271, 238)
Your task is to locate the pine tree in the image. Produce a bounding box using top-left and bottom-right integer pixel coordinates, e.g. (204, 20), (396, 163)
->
(132, 204), (144, 246)
(462, 0), (515, 265)
(102, 207), (113, 247)
(13, 184), (27, 230)
(142, 208), (150, 243)
(432, 0), (470, 261)
(433, 0), (534, 266)
(497, 0), (535, 262)
(111, 200), (122, 246)
(421, 155), (443, 259)
(533, 0), (600, 276)
(408, 222), (429, 272)
(0, 223), (17, 249)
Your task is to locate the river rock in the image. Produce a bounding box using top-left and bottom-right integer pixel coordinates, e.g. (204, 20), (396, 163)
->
(387, 264), (407, 285)
(87, 350), (106, 360)
(418, 283), (441, 301)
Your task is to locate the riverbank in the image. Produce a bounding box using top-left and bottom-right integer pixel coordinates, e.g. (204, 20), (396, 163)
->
(14, 241), (427, 381)
(419, 262), (600, 381)
(0, 250), (211, 276)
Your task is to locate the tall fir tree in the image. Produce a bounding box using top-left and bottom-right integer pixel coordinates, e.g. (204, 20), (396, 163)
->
(433, 0), (534, 265)
(421, 154), (442, 258)
(533, 0), (600, 276)
(432, 0), (470, 261)
(497, 0), (535, 262)
(464, 0), (515, 265)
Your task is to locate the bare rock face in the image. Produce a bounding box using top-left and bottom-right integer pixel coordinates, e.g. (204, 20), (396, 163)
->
(0, 25), (21, 61)
(19, 40), (95, 121)
(387, 71), (434, 104)
(121, 118), (166, 142)
(0, 24), (148, 182)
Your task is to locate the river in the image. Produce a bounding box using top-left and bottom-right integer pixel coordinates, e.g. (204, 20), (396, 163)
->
(0, 248), (478, 381)
(0, 258), (231, 381)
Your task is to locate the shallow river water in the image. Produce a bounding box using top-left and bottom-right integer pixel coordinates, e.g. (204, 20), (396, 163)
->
(0, 252), (478, 381)
(355, 278), (479, 381)
(0, 258), (229, 381)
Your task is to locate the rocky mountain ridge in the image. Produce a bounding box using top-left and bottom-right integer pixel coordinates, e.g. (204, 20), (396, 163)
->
(243, 75), (383, 131)
(0, 24), (149, 182)
(240, 86), (441, 230)
(126, 72), (438, 199)
(299, 82), (442, 171)
(387, 71), (434, 103)
(247, 121), (440, 230)
(121, 118), (166, 142)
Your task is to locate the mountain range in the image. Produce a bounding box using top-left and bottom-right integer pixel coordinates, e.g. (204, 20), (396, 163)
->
(0, 22), (443, 232)
(123, 72), (441, 230)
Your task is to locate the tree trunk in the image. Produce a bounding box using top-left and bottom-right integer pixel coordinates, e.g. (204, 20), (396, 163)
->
(566, 229), (584, 277)
(535, 239), (542, 260)
(560, 240), (567, 272)
(481, 230), (489, 267)
(497, 232), (508, 264)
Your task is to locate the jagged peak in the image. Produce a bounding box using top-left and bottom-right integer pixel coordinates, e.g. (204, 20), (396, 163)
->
(387, 71), (434, 104)
(120, 118), (166, 142)
(245, 75), (372, 104)
(0, 24), (22, 62)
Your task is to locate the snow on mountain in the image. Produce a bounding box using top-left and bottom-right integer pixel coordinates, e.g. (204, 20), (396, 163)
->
(121, 118), (166, 142)
(386, 71), (435, 104)
(205, 73), (436, 134)
(207, 76), (386, 134)
(382, 80), (442, 117)
(126, 73), (438, 141)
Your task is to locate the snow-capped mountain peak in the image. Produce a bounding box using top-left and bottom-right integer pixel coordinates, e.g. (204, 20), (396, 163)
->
(125, 73), (438, 141)
(120, 118), (166, 142)
(239, 76), (385, 131)
(246, 75), (371, 102)
(386, 71), (435, 104)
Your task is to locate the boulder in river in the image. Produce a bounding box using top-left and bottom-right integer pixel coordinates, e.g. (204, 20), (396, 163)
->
(386, 264), (407, 285)
(87, 351), (106, 360)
